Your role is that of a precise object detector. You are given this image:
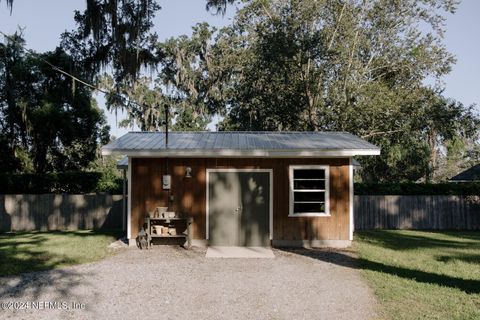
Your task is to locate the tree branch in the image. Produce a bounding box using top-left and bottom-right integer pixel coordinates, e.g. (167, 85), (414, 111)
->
(327, 2), (347, 51)
(361, 129), (404, 138)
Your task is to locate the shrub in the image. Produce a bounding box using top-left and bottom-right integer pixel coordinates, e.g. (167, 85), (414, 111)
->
(0, 171), (123, 194)
(354, 182), (480, 195)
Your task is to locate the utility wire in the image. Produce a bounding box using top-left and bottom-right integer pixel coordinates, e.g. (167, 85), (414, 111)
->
(0, 29), (147, 111)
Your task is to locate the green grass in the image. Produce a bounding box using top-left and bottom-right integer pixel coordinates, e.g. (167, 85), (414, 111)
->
(0, 230), (122, 277)
(355, 230), (480, 320)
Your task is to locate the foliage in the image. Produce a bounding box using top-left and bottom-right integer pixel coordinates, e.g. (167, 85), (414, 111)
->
(0, 32), (110, 173)
(0, 134), (21, 172)
(59, 0), (165, 132)
(158, 23), (223, 131)
(0, 0), (13, 11)
(0, 171), (123, 194)
(434, 135), (480, 182)
(0, 230), (121, 276)
(101, 22), (224, 132)
(61, 0), (160, 86)
(107, 0), (479, 179)
(87, 154), (125, 193)
(101, 75), (168, 131)
(212, 0), (457, 127)
(355, 230), (480, 320)
(354, 182), (480, 196)
(2, 0), (478, 183)
(200, 0), (478, 182)
(205, 0), (237, 15)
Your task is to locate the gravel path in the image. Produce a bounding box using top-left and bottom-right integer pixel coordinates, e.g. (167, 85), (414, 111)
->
(0, 246), (377, 320)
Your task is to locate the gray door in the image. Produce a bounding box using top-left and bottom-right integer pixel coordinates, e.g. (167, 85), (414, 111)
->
(208, 171), (270, 246)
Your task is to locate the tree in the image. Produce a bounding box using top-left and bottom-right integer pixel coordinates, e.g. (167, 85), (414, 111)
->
(201, 0), (476, 182)
(61, 0), (160, 85)
(157, 23), (225, 131)
(3, 0), (477, 182)
(212, 0), (456, 128)
(99, 23), (226, 132)
(0, 0), (13, 12)
(101, 74), (168, 131)
(3, 0), (225, 134)
(205, 0), (237, 15)
(0, 33), (110, 173)
(60, 0), (171, 133)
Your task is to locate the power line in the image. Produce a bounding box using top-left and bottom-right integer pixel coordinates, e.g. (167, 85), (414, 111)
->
(0, 29), (147, 111)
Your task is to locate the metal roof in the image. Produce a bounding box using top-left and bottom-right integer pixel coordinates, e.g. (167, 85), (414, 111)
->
(449, 164), (480, 181)
(117, 156), (128, 170)
(102, 131), (380, 157)
(352, 159), (361, 168)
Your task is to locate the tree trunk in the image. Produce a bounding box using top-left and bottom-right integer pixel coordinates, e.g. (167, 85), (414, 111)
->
(427, 128), (437, 182)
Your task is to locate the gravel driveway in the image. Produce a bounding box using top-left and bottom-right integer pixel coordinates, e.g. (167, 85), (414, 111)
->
(0, 246), (377, 320)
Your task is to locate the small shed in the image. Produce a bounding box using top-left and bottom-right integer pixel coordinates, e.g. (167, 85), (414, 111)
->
(102, 131), (380, 248)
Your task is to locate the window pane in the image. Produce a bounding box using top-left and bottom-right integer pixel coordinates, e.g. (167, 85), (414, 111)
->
(293, 202), (326, 213)
(294, 169), (325, 179)
(293, 179), (325, 190)
(294, 191), (325, 202)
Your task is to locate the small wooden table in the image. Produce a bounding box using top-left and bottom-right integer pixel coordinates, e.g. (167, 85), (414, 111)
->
(144, 217), (193, 249)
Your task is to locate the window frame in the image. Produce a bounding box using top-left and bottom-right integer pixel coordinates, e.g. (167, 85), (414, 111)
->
(288, 165), (330, 217)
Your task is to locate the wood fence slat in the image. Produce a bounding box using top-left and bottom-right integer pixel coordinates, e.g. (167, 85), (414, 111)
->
(0, 194), (124, 232)
(1, 194), (478, 232)
(352, 195), (479, 231)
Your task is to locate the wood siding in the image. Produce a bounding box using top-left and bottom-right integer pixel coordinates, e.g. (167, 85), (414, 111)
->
(131, 158), (351, 241)
(354, 195), (480, 230)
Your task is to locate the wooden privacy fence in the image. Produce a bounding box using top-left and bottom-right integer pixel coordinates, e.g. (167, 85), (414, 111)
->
(0, 194), (124, 232)
(354, 195), (480, 230)
(1, 194), (479, 232)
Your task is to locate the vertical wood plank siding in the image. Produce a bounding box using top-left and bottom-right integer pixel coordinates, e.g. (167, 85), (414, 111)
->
(131, 158), (351, 241)
(354, 195), (480, 230)
(0, 194), (124, 232)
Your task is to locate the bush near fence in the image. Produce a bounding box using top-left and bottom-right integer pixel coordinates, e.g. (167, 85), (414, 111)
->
(354, 182), (480, 195)
(0, 172), (123, 194)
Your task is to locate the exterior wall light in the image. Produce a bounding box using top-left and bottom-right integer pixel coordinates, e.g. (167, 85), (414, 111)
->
(185, 167), (192, 178)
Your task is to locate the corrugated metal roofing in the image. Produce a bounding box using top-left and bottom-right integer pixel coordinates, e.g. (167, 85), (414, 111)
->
(116, 156), (128, 170)
(102, 131), (380, 157)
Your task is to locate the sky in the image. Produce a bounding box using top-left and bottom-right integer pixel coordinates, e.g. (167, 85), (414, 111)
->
(0, 0), (479, 138)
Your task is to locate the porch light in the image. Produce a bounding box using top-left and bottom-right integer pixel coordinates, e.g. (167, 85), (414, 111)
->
(185, 167), (192, 178)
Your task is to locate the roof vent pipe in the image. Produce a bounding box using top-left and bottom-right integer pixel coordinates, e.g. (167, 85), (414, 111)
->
(164, 104), (169, 149)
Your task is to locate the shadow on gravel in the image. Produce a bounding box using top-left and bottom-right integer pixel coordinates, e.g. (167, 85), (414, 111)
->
(277, 248), (480, 294)
(0, 268), (92, 301)
(0, 230), (116, 300)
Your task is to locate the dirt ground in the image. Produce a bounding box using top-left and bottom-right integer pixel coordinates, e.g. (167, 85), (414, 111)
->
(0, 246), (377, 320)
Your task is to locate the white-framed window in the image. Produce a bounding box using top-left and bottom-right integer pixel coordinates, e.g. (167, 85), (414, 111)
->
(288, 165), (330, 217)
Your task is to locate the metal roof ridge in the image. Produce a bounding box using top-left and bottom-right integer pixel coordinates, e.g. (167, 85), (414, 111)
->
(125, 131), (353, 134)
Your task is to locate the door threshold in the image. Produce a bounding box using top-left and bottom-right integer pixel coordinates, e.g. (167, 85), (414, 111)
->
(205, 246), (275, 258)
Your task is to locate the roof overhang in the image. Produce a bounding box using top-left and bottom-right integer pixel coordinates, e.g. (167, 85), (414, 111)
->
(102, 148), (381, 158)
(116, 156), (128, 170)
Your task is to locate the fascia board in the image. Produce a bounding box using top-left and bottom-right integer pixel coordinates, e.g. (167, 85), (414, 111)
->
(101, 148), (381, 157)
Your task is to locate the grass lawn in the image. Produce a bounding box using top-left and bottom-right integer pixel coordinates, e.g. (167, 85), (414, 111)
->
(0, 230), (122, 277)
(355, 230), (480, 320)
